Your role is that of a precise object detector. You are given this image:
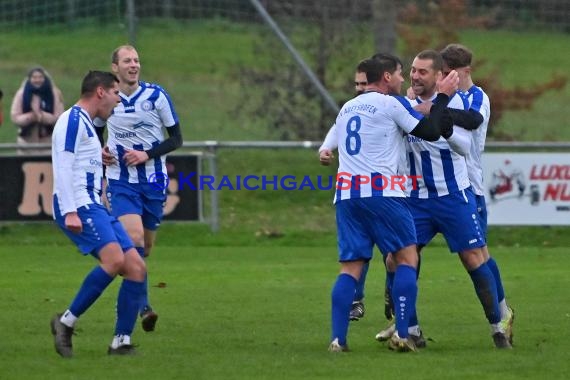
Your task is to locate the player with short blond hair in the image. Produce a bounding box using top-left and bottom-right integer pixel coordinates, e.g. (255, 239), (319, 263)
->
(97, 45), (183, 332)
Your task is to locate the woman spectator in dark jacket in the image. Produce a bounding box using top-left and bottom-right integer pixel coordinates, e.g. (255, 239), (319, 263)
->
(10, 67), (64, 155)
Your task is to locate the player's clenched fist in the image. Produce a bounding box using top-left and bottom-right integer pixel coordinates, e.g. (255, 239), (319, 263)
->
(319, 149), (334, 166)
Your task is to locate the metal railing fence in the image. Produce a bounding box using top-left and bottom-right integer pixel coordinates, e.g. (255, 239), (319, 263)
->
(1, 141), (569, 232)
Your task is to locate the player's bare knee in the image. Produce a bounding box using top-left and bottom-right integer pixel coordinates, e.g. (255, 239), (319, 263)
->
(130, 259), (146, 281)
(122, 249), (146, 281)
(97, 242), (126, 275)
(102, 255), (125, 276)
(459, 248), (485, 271)
(128, 229), (145, 247)
(340, 260), (364, 280)
(385, 253), (397, 271)
(393, 245), (418, 267)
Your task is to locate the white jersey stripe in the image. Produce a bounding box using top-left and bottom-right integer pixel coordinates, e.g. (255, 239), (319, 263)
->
(464, 85), (490, 196)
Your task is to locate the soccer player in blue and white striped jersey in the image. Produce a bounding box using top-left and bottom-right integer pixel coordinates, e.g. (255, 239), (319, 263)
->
(50, 71), (146, 357)
(97, 45), (183, 333)
(402, 50), (511, 348)
(328, 55), (459, 353)
(441, 43), (514, 345)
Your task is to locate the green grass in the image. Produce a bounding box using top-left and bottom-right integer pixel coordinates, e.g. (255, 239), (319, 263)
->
(0, 21), (262, 144)
(459, 30), (570, 141)
(0, 21), (569, 377)
(2, 221), (570, 248)
(0, 24), (567, 228)
(0, 229), (569, 379)
(0, 22), (568, 143)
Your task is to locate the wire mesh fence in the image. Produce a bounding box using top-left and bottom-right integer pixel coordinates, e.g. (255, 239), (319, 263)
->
(0, 0), (568, 142)
(0, 1), (568, 32)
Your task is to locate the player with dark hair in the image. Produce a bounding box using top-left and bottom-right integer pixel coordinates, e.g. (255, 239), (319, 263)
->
(328, 54), (458, 353)
(320, 54), (403, 323)
(50, 70), (146, 357)
(320, 68), (368, 165)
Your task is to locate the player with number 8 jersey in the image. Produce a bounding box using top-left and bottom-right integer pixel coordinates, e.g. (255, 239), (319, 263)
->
(328, 55), (459, 353)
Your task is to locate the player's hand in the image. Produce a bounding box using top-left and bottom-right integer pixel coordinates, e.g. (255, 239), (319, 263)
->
(413, 101), (432, 116)
(122, 149), (149, 166)
(102, 146), (116, 166)
(436, 70), (459, 97)
(406, 86), (416, 100)
(65, 212), (82, 234)
(101, 178), (110, 209)
(30, 110), (40, 123)
(319, 149), (334, 166)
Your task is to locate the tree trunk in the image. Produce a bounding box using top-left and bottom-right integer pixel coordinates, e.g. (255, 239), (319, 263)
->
(372, 0), (397, 55)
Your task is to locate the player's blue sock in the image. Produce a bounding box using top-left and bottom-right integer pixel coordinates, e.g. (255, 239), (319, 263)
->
(468, 263), (501, 324)
(69, 266), (114, 317)
(486, 257), (505, 302)
(115, 279), (145, 336)
(354, 261), (369, 301)
(409, 252), (421, 326)
(391, 264), (417, 339)
(135, 247), (150, 313)
(331, 273), (357, 346)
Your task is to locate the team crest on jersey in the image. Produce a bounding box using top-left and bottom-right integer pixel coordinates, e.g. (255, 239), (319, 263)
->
(141, 100), (154, 111)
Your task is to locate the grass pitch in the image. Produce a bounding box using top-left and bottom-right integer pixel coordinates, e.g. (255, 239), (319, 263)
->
(0, 224), (568, 379)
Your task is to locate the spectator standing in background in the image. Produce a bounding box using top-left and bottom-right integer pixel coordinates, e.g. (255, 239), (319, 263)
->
(10, 67), (64, 155)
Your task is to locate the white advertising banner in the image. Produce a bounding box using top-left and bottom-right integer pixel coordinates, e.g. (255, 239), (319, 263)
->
(482, 153), (570, 225)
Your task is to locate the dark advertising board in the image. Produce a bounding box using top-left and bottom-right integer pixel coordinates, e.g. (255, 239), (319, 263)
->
(0, 155), (201, 222)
